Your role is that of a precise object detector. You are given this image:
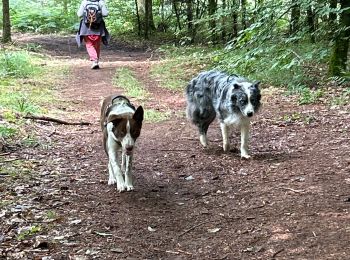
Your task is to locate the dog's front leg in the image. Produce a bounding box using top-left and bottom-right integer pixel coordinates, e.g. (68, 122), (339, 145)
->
(240, 121), (250, 159)
(124, 154), (134, 191)
(107, 138), (126, 192)
(220, 122), (230, 152)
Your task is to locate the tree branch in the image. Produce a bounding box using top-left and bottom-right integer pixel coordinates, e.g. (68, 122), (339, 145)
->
(22, 114), (91, 126)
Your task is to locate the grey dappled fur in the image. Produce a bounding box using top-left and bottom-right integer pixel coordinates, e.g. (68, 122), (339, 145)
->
(186, 70), (261, 136)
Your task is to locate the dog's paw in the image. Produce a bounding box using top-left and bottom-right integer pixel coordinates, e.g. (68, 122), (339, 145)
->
(126, 185), (134, 191)
(116, 183), (127, 192)
(108, 178), (117, 185)
(199, 135), (208, 147)
(241, 153), (251, 159)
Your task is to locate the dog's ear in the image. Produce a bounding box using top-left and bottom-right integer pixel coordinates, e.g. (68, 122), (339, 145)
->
(254, 81), (261, 88)
(133, 106), (144, 124)
(233, 83), (241, 89)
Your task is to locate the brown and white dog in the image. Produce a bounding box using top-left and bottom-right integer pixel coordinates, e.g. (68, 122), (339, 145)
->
(100, 95), (144, 192)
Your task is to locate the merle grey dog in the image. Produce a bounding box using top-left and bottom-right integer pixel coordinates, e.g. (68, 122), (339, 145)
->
(185, 70), (261, 158)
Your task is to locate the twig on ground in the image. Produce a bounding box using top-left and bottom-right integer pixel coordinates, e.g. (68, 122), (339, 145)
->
(22, 114), (91, 126)
(178, 221), (210, 238)
(272, 248), (284, 259)
(280, 187), (305, 193)
(2, 158), (20, 163)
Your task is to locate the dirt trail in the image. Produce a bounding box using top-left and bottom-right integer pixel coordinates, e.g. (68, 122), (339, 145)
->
(1, 34), (350, 260)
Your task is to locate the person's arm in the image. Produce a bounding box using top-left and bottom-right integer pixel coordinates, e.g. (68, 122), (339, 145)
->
(77, 0), (86, 17)
(99, 1), (109, 17)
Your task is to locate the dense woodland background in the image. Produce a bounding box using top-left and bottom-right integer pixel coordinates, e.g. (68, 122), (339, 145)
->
(1, 0), (350, 78)
(0, 2), (349, 257)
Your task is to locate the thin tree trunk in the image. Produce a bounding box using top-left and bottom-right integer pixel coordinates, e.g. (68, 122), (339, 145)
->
(307, 6), (316, 43)
(2, 0), (11, 43)
(147, 0), (156, 31)
(173, 0), (182, 31)
(221, 0), (227, 42)
(241, 0), (247, 29)
(135, 0), (142, 36)
(232, 0), (238, 39)
(289, 3), (300, 35)
(187, 0), (195, 43)
(329, 0), (350, 76)
(144, 0), (150, 39)
(208, 0), (217, 43)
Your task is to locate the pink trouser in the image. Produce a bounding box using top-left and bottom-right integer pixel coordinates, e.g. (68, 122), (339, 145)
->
(84, 35), (101, 61)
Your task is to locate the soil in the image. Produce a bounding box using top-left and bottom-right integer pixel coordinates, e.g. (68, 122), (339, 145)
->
(1, 34), (350, 260)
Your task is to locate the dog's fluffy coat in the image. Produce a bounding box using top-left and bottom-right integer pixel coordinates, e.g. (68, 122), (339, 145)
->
(186, 70), (261, 158)
(100, 95), (144, 192)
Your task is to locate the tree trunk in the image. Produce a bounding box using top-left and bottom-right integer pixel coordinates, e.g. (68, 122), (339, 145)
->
(135, 0), (142, 36)
(137, 0), (154, 39)
(241, 0), (247, 29)
(221, 0), (227, 42)
(187, 0), (195, 43)
(208, 0), (217, 43)
(173, 1), (182, 31)
(144, 0), (150, 39)
(289, 3), (300, 35)
(147, 0), (156, 31)
(2, 0), (11, 43)
(232, 0), (239, 39)
(307, 6), (315, 43)
(329, 0), (350, 76)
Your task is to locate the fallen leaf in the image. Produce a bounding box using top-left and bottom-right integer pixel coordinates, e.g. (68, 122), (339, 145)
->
(208, 228), (221, 233)
(148, 226), (156, 232)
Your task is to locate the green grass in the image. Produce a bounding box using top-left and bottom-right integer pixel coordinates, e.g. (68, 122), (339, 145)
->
(113, 67), (148, 100)
(113, 67), (170, 122)
(144, 109), (170, 122)
(330, 87), (350, 106)
(151, 45), (215, 90)
(0, 125), (17, 138)
(17, 225), (42, 241)
(0, 50), (41, 78)
(0, 48), (68, 150)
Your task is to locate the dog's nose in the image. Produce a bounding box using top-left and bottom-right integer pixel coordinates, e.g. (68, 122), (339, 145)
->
(247, 112), (253, 117)
(126, 146), (133, 152)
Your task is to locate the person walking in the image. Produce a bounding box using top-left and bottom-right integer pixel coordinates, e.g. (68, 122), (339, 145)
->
(76, 0), (110, 69)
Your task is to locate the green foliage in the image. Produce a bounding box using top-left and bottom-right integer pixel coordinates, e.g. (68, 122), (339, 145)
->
(0, 125), (17, 138)
(151, 45), (214, 90)
(331, 87), (350, 106)
(113, 67), (148, 99)
(10, 0), (78, 33)
(17, 225), (42, 241)
(105, 1), (136, 35)
(113, 67), (170, 122)
(144, 109), (170, 122)
(0, 50), (40, 78)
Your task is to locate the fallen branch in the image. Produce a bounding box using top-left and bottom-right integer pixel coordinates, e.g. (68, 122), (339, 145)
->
(23, 114), (91, 126)
(272, 248), (284, 259)
(280, 187), (305, 193)
(178, 220), (210, 238)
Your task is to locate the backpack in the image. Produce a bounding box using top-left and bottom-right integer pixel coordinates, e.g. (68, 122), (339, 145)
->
(83, 0), (103, 29)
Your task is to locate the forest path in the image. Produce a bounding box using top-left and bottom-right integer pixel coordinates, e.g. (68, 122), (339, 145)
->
(1, 34), (350, 260)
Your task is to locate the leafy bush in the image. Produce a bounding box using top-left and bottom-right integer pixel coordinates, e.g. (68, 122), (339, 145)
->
(11, 0), (78, 33)
(0, 50), (40, 78)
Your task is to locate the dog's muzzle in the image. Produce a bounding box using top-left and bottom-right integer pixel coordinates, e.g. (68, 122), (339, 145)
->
(124, 145), (134, 155)
(247, 112), (254, 117)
